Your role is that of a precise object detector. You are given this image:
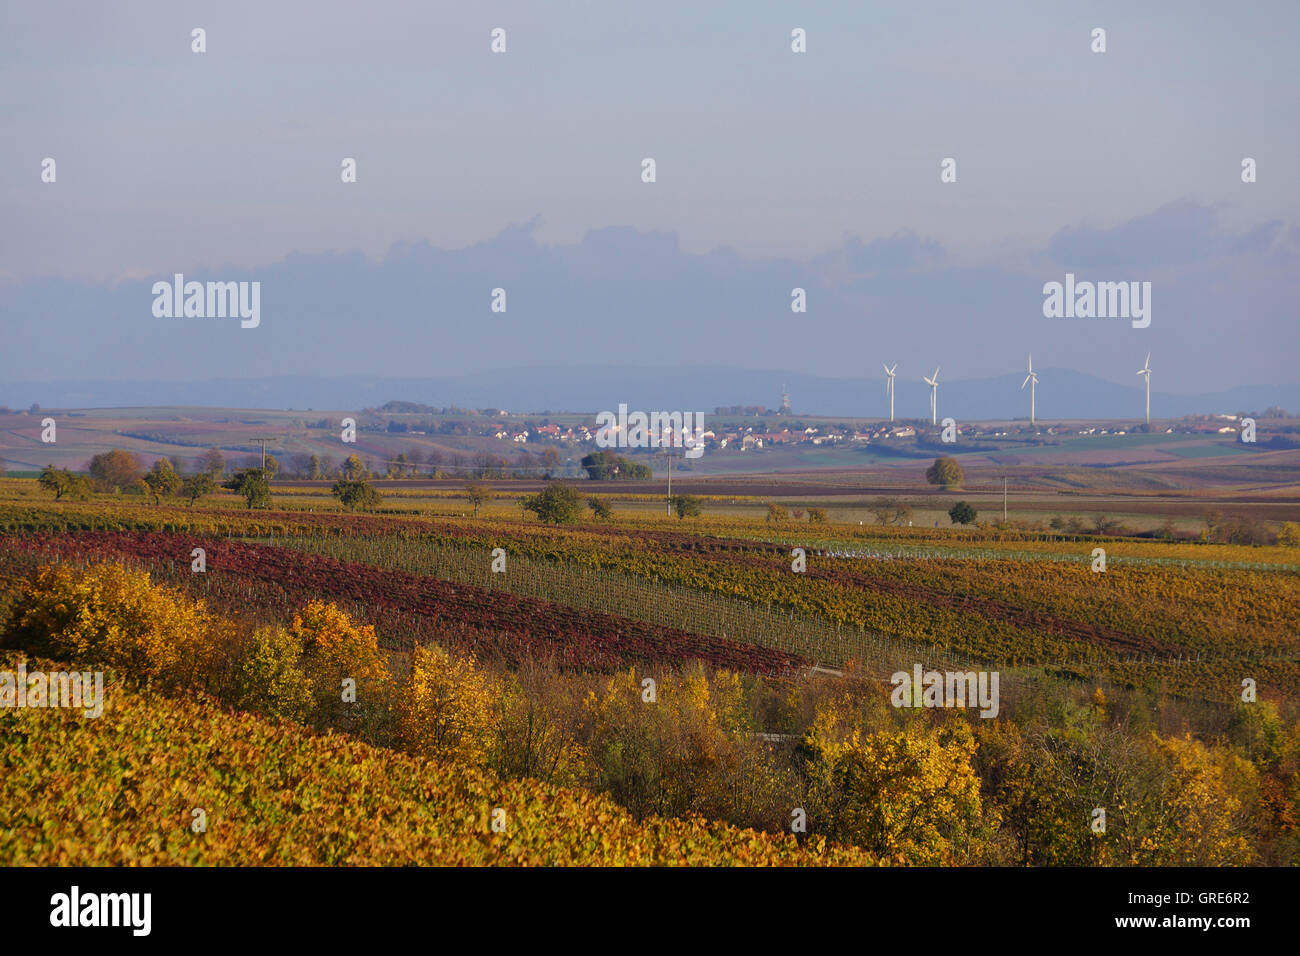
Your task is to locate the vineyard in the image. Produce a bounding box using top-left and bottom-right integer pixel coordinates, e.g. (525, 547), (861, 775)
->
(0, 652), (873, 866)
(268, 531), (1300, 702)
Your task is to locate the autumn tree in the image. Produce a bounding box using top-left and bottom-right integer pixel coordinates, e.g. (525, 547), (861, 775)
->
(587, 496), (613, 520)
(343, 454), (368, 481)
(332, 477), (382, 511)
(397, 645), (498, 766)
(522, 482), (582, 524)
(464, 482), (490, 517)
(142, 459), (182, 505)
(181, 472), (216, 506)
(38, 465), (88, 501)
(200, 447), (225, 479)
(800, 698), (988, 863)
(88, 448), (144, 492)
(925, 456), (963, 489)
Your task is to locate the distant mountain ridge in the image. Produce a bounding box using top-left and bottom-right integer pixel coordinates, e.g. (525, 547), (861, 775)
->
(3, 366), (1298, 421)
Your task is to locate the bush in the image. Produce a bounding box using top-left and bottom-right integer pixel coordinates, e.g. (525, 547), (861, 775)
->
(766, 503), (788, 523)
(235, 625), (315, 722)
(289, 600), (390, 727)
(4, 561), (233, 694)
(397, 644), (497, 766)
(925, 457), (963, 489)
(332, 478), (382, 511)
(800, 697), (987, 863)
(522, 483), (582, 524)
(671, 494), (702, 519)
(949, 501), (977, 525)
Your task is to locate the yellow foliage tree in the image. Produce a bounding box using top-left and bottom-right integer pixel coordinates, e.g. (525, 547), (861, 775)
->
(289, 600), (390, 727)
(397, 644), (498, 766)
(802, 698), (988, 863)
(1142, 734), (1256, 865)
(8, 561), (233, 693)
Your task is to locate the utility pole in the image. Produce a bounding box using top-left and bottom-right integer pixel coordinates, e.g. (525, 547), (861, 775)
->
(249, 437), (276, 472)
(656, 446), (676, 515)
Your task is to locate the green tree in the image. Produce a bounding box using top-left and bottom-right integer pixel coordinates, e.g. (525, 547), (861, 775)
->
(949, 501), (977, 525)
(464, 482), (490, 517)
(308, 454), (324, 480)
(224, 468), (272, 510)
(38, 465), (87, 501)
(587, 496), (613, 520)
(671, 494), (702, 519)
(142, 459), (182, 505)
(181, 472), (216, 506)
(522, 482), (582, 524)
(925, 456), (963, 489)
(581, 449), (651, 480)
(332, 478), (383, 511)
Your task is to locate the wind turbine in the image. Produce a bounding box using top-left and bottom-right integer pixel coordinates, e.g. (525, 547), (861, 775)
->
(922, 366), (940, 425)
(883, 363), (897, 422)
(1021, 354), (1039, 426)
(1137, 352), (1152, 424)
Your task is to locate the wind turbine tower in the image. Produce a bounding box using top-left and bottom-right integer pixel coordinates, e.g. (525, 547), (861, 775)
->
(1137, 352), (1152, 425)
(922, 366), (941, 426)
(883, 363), (897, 422)
(1021, 354), (1039, 427)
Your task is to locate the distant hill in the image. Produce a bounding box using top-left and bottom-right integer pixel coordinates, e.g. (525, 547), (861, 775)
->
(4, 366), (1300, 421)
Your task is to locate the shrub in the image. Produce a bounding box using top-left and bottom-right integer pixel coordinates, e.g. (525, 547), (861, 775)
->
(949, 501), (977, 525)
(397, 644), (497, 766)
(925, 457), (963, 489)
(290, 600), (390, 726)
(671, 494), (702, 519)
(800, 697), (986, 863)
(4, 561), (233, 693)
(522, 483), (582, 524)
(235, 625), (315, 722)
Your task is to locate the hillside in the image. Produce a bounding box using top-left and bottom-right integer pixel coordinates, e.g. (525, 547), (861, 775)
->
(0, 653), (872, 867)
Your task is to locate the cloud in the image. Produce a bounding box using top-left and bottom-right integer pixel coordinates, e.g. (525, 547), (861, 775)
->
(1, 199), (1295, 393)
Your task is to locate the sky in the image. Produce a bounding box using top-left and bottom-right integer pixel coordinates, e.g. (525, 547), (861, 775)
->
(1, 0), (1297, 399)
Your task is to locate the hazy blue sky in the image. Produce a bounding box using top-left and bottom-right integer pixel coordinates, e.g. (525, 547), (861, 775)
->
(2, 1), (1297, 396)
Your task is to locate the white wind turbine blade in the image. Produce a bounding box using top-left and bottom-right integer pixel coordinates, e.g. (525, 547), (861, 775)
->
(1021, 374), (1032, 389)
